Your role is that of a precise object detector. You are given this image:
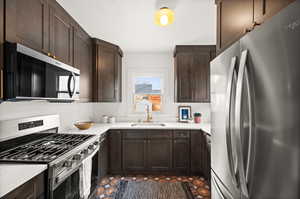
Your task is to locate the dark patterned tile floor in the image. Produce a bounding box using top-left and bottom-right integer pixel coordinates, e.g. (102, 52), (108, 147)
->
(96, 175), (211, 199)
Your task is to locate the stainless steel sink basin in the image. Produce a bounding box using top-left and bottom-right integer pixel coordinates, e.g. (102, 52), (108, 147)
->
(131, 123), (166, 127)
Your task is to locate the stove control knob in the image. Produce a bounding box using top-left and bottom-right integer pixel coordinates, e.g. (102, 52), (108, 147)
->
(73, 154), (82, 161)
(81, 149), (88, 155)
(88, 144), (96, 150)
(63, 160), (73, 168)
(94, 141), (99, 146)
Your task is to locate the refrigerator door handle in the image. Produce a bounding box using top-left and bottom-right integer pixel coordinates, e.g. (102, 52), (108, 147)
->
(225, 56), (239, 187)
(212, 175), (227, 199)
(235, 50), (254, 198)
(235, 50), (249, 198)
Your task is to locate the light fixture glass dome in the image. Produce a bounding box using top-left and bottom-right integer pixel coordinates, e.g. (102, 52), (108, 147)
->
(155, 7), (174, 26)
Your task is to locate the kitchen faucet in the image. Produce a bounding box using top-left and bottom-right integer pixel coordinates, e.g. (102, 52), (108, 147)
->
(145, 104), (152, 123)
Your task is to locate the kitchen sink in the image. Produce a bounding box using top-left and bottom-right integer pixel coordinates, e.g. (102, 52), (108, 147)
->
(131, 123), (166, 127)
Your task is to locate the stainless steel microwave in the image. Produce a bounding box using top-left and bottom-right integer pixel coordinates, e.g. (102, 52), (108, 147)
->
(4, 42), (80, 102)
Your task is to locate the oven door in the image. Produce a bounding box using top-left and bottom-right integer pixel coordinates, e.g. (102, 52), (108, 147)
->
(50, 149), (99, 199)
(53, 168), (81, 199)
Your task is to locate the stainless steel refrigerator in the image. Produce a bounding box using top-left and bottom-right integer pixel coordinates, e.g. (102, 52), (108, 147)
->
(210, 2), (300, 199)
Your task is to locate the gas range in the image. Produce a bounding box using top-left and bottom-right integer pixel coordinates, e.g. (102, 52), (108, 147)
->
(0, 115), (100, 199)
(0, 133), (95, 163)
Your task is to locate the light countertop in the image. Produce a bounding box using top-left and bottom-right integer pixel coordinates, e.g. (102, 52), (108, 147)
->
(63, 122), (211, 136)
(0, 122), (210, 197)
(0, 163), (47, 198)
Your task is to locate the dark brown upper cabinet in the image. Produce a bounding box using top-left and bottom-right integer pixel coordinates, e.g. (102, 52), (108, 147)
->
(174, 45), (216, 103)
(49, 1), (74, 65)
(4, 0), (94, 102)
(93, 39), (123, 102)
(73, 25), (93, 102)
(5, 0), (50, 53)
(216, 0), (295, 54)
(216, 0), (253, 54)
(254, 0), (295, 24)
(0, 0), (3, 100)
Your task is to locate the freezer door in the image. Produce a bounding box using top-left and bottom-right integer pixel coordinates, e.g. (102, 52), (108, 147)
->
(210, 42), (241, 199)
(239, 2), (300, 199)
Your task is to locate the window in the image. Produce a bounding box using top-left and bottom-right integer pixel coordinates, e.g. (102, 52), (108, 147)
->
(134, 77), (162, 112)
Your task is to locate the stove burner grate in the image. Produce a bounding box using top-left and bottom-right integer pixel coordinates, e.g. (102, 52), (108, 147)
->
(0, 134), (93, 163)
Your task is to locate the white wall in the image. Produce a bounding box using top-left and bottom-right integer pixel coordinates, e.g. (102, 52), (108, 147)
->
(93, 52), (211, 123)
(0, 102), (94, 131)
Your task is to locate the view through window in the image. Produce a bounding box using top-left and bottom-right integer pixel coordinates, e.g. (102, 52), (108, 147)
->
(134, 77), (162, 112)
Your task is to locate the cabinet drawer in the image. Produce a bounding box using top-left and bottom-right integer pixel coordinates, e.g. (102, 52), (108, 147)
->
(148, 130), (172, 139)
(174, 131), (190, 139)
(123, 130), (147, 139)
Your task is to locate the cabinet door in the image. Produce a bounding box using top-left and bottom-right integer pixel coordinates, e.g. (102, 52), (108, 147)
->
(216, 0), (253, 53)
(254, 0), (295, 23)
(0, 0), (3, 100)
(5, 0), (49, 53)
(96, 45), (118, 102)
(73, 27), (92, 102)
(191, 131), (211, 181)
(123, 139), (147, 172)
(173, 139), (190, 174)
(115, 53), (122, 102)
(49, 2), (73, 65)
(2, 172), (45, 199)
(147, 139), (172, 172)
(175, 53), (193, 102)
(108, 131), (122, 174)
(192, 52), (211, 102)
(175, 46), (215, 102)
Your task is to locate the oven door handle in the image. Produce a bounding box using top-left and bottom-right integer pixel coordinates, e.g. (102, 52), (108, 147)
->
(54, 166), (80, 189)
(54, 147), (99, 189)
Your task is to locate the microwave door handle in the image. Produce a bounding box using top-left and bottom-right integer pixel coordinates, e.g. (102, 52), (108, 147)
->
(235, 50), (254, 198)
(225, 56), (239, 187)
(71, 73), (76, 98)
(67, 73), (76, 98)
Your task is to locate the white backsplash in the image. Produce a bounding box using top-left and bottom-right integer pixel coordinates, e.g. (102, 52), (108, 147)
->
(0, 101), (94, 131)
(92, 102), (211, 123)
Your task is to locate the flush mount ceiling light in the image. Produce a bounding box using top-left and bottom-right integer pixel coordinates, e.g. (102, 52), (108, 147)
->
(155, 7), (174, 26)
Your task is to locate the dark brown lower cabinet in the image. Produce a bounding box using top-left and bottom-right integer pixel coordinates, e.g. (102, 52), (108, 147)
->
(123, 139), (147, 172)
(173, 139), (190, 174)
(2, 172), (45, 199)
(147, 139), (172, 172)
(191, 130), (211, 182)
(108, 130), (122, 174)
(108, 130), (210, 178)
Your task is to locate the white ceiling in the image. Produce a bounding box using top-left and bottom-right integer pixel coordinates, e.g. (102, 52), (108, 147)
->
(57, 0), (216, 52)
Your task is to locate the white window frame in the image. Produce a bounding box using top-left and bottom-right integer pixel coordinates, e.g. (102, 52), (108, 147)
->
(126, 67), (170, 116)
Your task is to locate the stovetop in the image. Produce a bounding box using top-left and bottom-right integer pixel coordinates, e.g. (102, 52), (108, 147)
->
(0, 133), (94, 163)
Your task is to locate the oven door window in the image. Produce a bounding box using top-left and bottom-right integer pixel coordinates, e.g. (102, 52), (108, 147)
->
(16, 53), (76, 99)
(53, 170), (80, 199)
